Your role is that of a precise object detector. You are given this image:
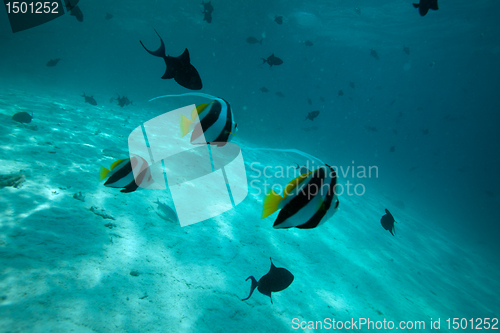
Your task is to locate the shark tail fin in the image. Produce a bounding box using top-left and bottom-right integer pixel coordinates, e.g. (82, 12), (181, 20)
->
(241, 276), (258, 301)
(140, 29), (166, 58)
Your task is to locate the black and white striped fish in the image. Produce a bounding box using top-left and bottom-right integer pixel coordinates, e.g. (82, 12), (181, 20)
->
(99, 156), (154, 193)
(180, 98), (237, 146)
(149, 92), (237, 147)
(262, 165), (339, 229)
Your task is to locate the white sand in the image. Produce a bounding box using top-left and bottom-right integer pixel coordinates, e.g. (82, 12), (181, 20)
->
(0, 88), (498, 332)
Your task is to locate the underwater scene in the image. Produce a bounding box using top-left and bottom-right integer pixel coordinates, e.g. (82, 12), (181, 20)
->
(0, 0), (499, 332)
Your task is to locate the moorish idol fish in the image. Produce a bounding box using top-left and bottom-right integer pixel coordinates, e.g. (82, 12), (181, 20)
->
(140, 30), (202, 90)
(99, 156), (154, 193)
(381, 209), (397, 236)
(413, 0), (438, 16)
(242, 258), (294, 304)
(149, 92), (237, 147)
(180, 98), (237, 146)
(262, 165), (339, 229)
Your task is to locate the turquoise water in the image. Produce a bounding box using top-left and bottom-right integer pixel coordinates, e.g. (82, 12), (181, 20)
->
(0, 1), (499, 332)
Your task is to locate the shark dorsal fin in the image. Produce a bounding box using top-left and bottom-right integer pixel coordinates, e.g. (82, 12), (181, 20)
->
(179, 49), (191, 63)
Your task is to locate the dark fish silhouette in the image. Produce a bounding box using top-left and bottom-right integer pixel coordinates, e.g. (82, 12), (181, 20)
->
(81, 93), (97, 106)
(403, 45), (410, 55)
(349, 82), (355, 89)
(370, 49), (379, 60)
(105, 13), (113, 20)
(307, 98), (312, 105)
(12, 111), (33, 124)
(413, 0), (438, 16)
(140, 30), (202, 90)
(201, 1), (213, 22)
(355, 7), (361, 15)
(274, 15), (283, 24)
(115, 95), (133, 107)
(46, 59), (60, 67)
(305, 40), (313, 46)
(338, 90), (344, 96)
(202, 1), (214, 14)
(275, 91), (285, 97)
(242, 258), (294, 304)
(485, 190), (495, 198)
(69, 5), (83, 22)
(390, 146), (395, 152)
(381, 209), (396, 236)
(262, 54), (283, 67)
(305, 110), (320, 121)
(364, 125), (378, 132)
(260, 87), (269, 93)
(246, 37), (263, 44)
(203, 11), (212, 23)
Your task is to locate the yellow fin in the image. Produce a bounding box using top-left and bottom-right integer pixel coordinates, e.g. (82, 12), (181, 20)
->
(282, 171), (313, 198)
(99, 166), (110, 181)
(180, 114), (193, 137)
(192, 103), (211, 121)
(229, 132), (238, 137)
(110, 159), (127, 171)
(262, 189), (283, 219)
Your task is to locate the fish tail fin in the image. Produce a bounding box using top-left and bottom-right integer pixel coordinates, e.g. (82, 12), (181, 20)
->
(261, 58), (267, 64)
(180, 114), (193, 137)
(99, 166), (110, 181)
(140, 29), (166, 58)
(241, 276), (258, 301)
(412, 3), (419, 8)
(262, 189), (283, 218)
